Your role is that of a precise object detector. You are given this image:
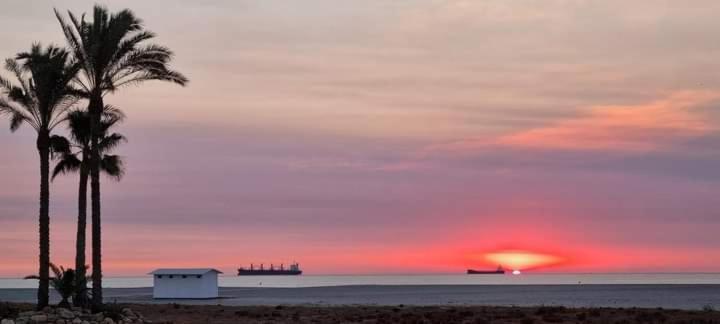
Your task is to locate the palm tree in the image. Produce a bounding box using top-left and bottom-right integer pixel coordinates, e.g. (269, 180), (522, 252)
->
(0, 44), (79, 309)
(25, 263), (82, 308)
(52, 107), (125, 308)
(55, 5), (187, 308)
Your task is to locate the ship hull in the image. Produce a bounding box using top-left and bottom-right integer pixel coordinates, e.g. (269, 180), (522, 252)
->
(237, 270), (302, 276)
(467, 269), (505, 274)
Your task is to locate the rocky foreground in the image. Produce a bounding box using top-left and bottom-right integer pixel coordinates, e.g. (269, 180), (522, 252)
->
(3, 303), (720, 324)
(0, 305), (148, 324)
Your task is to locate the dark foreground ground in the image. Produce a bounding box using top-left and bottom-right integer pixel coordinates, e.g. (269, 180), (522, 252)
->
(4, 302), (720, 324)
(134, 304), (720, 324)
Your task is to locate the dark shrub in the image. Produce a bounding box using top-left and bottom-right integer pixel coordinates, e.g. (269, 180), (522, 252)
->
(535, 306), (566, 315)
(521, 317), (535, 324)
(576, 312), (588, 321)
(101, 303), (124, 321)
(0, 302), (20, 318)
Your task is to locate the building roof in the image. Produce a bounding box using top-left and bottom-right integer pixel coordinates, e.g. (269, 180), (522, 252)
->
(149, 268), (223, 275)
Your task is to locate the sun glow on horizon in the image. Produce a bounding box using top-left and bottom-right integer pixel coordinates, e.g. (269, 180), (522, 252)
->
(484, 250), (565, 271)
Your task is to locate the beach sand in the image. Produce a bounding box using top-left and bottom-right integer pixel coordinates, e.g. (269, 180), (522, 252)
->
(2, 285), (720, 310)
(3, 302), (720, 324)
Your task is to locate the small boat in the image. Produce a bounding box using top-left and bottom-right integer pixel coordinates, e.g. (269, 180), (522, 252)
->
(467, 265), (505, 274)
(237, 262), (302, 276)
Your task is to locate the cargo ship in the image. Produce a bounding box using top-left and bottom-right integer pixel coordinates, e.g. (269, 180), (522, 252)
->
(237, 262), (302, 275)
(467, 265), (505, 274)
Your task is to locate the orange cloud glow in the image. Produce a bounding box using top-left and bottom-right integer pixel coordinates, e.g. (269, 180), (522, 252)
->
(429, 91), (720, 155)
(497, 91), (718, 151)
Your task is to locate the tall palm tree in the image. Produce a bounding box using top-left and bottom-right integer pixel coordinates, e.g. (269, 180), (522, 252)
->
(52, 107), (125, 308)
(0, 44), (79, 309)
(55, 5), (187, 308)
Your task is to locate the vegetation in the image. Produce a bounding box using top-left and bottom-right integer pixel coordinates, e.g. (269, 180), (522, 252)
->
(52, 107), (126, 307)
(55, 5), (187, 309)
(1, 4), (186, 310)
(0, 44), (80, 309)
(25, 263), (87, 308)
(0, 302), (22, 319)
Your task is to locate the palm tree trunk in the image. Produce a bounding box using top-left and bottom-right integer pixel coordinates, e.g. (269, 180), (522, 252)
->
(89, 96), (103, 310)
(36, 131), (50, 309)
(74, 160), (89, 307)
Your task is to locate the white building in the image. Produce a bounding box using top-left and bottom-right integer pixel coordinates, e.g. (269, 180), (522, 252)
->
(150, 268), (222, 299)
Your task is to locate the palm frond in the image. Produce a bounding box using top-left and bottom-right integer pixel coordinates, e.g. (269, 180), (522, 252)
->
(101, 104), (125, 122)
(52, 153), (82, 180)
(48, 95), (80, 130)
(114, 69), (187, 89)
(109, 31), (155, 67)
(0, 73), (14, 92)
(0, 97), (17, 114)
(49, 135), (72, 156)
(9, 111), (27, 132)
(65, 109), (91, 145)
(98, 133), (126, 153)
(0, 99), (37, 131)
(49, 263), (63, 279)
(101, 154), (124, 181)
(108, 44), (188, 88)
(55, 8), (94, 92)
(4, 59), (33, 104)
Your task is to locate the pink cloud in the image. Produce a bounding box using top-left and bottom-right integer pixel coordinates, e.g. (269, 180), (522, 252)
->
(498, 91), (718, 151)
(431, 91), (719, 154)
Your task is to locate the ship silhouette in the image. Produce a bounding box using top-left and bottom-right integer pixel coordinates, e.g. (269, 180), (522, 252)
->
(238, 262), (302, 275)
(467, 265), (505, 274)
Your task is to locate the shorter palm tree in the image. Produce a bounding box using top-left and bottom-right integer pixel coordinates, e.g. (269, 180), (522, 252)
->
(52, 107), (125, 307)
(25, 263), (85, 308)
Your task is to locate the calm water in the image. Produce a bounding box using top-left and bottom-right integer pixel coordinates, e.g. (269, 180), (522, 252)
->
(1, 273), (719, 289)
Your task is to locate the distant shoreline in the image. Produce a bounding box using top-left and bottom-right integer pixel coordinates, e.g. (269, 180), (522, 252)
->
(3, 272), (720, 279)
(1, 285), (719, 310)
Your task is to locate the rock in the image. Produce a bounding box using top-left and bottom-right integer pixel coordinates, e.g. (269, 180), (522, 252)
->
(1, 319), (16, 324)
(57, 309), (74, 321)
(71, 319), (81, 324)
(55, 320), (65, 324)
(30, 314), (47, 322)
(102, 319), (114, 324)
(18, 312), (35, 318)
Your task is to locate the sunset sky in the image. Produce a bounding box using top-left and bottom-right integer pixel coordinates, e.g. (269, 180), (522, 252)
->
(2, 0), (720, 276)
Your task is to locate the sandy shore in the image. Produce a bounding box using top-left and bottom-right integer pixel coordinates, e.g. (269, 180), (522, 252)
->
(1, 285), (719, 310)
(3, 302), (720, 324)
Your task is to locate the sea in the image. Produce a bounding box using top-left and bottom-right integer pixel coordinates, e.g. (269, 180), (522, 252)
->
(2, 273), (719, 289)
